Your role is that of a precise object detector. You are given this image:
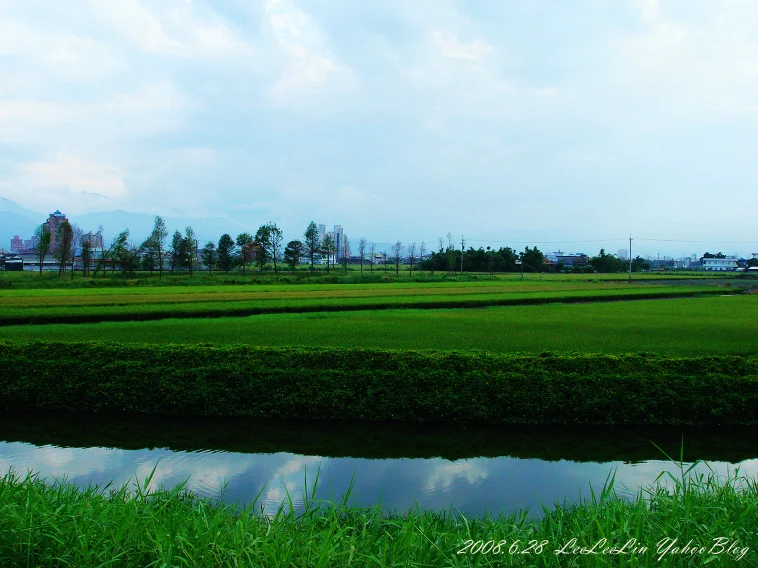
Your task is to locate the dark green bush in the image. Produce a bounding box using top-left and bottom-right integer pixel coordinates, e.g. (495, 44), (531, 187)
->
(1, 342), (757, 425)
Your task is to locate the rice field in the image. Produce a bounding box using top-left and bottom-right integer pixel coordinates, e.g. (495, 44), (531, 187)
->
(3, 295), (756, 355)
(0, 279), (731, 325)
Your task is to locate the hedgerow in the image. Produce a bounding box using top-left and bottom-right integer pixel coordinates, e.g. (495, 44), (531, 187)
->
(1, 342), (757, 425)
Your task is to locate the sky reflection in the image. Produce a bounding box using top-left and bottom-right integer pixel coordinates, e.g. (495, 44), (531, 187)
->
(1, 442), (755, 518)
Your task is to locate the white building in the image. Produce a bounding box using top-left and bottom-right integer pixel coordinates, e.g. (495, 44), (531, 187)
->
(702, 257), (739, 271)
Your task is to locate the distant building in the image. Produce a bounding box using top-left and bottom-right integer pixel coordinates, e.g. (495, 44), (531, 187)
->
(333, 225), (344, 260)
(10, 235), (23, 251)
(547, 251), (589, 267)
(82, 231), (104, 250)
(701, 257), (739, 271)
(1, 254), (24, 271)
(43, 210), (69, 253)
(23, 236), (39, 252)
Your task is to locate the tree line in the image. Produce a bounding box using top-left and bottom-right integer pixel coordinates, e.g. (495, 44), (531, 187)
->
(33, 216), (654, 278)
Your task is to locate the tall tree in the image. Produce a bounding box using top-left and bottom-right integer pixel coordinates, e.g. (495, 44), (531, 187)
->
(184, 226), (197, 276)
(392, 241), (403, 276)
(408, 242), (417, 276)
(369, 243), (376, 273)
(236, 232), (255, 273)
(254, 225), (271, 272)
(321, 233), (336, 272)
(34, 224), (51, 276)
(266, 223), (283, 273)
(81, 239), (92, 278)
(303, 221), (319, 272)
(419, 242), (426, 275)
(358, 237), (367, 275)
(140, 235), (158, 274)
(170, 230), (184, 272)
(520, 246), (544, 272)
(55, 222), (74, 278)
(217, 234), (236, 273)
(151, 216), (168, 279)
(200, 242), (217, 273)
(284, 240), (304, 272)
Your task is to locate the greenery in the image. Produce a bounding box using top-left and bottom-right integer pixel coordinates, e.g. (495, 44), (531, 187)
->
(0, 279), (731, 326)
(1, 295), (755, 356)
(1, 342), (757, 425)
(0, 463), (755, 567)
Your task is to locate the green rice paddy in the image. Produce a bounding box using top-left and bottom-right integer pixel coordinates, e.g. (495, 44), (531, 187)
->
(0, 279), (731, 325)
(3, 295), (755, 355)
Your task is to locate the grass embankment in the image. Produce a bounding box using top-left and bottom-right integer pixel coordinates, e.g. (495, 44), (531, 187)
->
(2, 342), (757, 425)
(0, 468), (755, 567)
(0, 281), (730, 325)
(2, 296), (755, 356)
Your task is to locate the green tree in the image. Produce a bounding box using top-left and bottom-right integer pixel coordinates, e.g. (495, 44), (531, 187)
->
(236, 232), (255, 273)
(520, 246), (544, 272)
(140, 235), (158, 274)
(303, 221), (319, 272)
(284, 240), (304, 271)
(217, 234), (236, 273)
(184, 227), (197, 276)
(34, 224), (51, 276)
(201, 242), (217, 272)
(169, 230), (185, 272)
(321, 233), (336, 272)
(631, 256), (651, 272)
(254, 225), (272, 272)
(590, 249), (625, 273)
(151, 216), (168, 279)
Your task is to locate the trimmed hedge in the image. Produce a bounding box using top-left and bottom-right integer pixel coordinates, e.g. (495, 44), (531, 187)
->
(1, 342), (757, 425)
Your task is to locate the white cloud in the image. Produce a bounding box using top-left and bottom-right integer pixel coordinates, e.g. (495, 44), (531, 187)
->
(19, 153), (127, 200)
(429, 30), (493, 61)
(264, 0), (355, 99)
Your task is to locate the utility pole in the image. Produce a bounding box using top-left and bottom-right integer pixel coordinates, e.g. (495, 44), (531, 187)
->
(629, 234), (633, 284)
(460, 235), (465, 274)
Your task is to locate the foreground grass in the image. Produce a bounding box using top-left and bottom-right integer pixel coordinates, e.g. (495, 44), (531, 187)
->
(0, 465), (755, 567)
(0, 280), (727, 326)
(3, 296), (755, 355)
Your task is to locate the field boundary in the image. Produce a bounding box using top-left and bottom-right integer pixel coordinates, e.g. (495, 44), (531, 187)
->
(2, 341), (757, 426)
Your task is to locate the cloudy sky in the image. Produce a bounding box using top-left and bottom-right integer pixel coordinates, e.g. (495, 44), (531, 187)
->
(1, 0), (757, 256)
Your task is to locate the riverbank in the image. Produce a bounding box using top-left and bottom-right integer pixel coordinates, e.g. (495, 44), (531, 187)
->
(0, 467), (754, 567)
(2, 342), (757, 425)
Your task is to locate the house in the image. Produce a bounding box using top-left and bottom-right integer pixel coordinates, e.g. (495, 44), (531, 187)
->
(1, 254), (24, 271)
(701, 257), (739, 271)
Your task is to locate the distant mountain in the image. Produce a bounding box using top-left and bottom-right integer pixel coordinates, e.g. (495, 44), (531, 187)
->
(0, 197), (41, 217)
(0, 199), (42, 250)
(0, 197), (247, 250)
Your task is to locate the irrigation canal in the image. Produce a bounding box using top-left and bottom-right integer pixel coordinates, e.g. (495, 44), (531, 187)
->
(1, 412), (756, 517)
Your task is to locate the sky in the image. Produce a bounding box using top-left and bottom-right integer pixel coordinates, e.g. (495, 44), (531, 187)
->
(1, 0), (757, 257)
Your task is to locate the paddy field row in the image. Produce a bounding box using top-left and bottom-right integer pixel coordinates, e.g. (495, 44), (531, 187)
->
(0, 280), (731, 325)
(2, 296), (755, 356)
